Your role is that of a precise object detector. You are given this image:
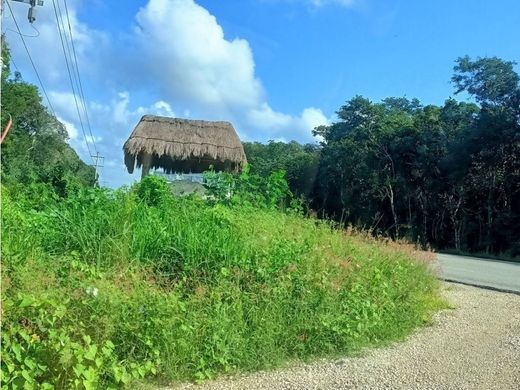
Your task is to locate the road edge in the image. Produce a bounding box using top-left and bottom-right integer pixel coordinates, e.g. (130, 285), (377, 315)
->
(440, 278), (520, 296)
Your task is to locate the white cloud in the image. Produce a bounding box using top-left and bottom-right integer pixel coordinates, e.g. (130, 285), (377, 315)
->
(85, 135), (102, 144)
(247, 103), (292, 131)
(5, 0), (109, 87)
(246, 104), (328, 142)
(134, 0), (263, 112)
(49, 91), (80, 122)
(57, 116), (78, 140)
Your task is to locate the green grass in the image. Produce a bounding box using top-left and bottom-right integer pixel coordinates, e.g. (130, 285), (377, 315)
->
(1, 178), (444, 388)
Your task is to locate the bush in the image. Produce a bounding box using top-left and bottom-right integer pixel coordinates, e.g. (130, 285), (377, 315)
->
(134, 175), (171, 207)
(203, 166), (293, 209)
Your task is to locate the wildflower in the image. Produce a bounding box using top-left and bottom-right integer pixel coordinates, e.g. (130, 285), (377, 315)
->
(85, 286), (99, 297)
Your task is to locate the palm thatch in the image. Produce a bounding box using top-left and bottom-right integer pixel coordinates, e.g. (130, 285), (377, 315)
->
(123, 115), (247, 176)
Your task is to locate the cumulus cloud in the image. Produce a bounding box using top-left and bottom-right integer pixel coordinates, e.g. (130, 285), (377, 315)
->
(49, 91), (82, 122)
(134, 0), (263, 112)
(131, 0), (327, 141)
(85, 91), (179, 187)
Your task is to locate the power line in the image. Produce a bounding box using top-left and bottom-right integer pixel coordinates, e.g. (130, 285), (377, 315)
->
(51, 0), (95, 163)
(6, 0), (57, 117)
(62, 0), (97, 155)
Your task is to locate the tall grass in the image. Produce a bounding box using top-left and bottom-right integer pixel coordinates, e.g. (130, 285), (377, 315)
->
(1, 178), (444, 388)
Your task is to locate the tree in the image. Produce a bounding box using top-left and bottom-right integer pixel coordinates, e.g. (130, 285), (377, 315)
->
(242, 140), (320, 198)
(1, 39), (96, 192)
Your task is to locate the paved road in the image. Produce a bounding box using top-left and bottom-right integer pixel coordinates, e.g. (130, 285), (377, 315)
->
(436, 253), (520, 293)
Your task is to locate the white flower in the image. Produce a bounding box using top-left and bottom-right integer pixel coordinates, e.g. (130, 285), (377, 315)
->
(86, 286), (99, 297)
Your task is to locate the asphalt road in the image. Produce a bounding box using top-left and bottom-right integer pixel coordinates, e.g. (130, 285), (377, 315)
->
(436, 253), (520, 293)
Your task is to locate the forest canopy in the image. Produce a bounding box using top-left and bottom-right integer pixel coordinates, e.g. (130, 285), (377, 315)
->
(245, 56), (520, 257)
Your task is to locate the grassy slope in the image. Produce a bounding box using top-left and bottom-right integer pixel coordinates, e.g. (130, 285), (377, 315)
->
(1, 183), (444, 388)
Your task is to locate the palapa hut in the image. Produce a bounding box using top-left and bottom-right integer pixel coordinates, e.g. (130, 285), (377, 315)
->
(123, 115), (247, 178)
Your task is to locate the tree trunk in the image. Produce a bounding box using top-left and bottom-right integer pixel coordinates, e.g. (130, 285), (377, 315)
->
(141, 153), (152, 179)
(485, 174), (496, 253)
(387, 184), (399, 238)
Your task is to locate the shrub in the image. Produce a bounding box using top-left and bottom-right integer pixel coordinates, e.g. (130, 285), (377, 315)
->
(203, 166), (293, 209)
(134, 175), (171, 207)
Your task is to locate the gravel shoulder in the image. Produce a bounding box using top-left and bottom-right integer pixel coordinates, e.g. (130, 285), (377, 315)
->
(162, 283), (520, 390)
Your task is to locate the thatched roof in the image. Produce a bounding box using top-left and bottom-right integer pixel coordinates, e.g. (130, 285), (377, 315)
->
(123, 115), (247, 174)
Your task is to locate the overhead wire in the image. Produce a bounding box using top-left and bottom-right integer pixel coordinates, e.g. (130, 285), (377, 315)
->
(6, 23), (40, 38)
(6, 0), (57, 117)
(51, 0), (95, 163)
(62, 0), (98, 155)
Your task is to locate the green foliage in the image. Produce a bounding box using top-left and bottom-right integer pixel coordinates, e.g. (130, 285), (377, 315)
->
(1, 278), (158, 389)
(308, 57), (520, 257)
(134, 175), (172, 206)
(452, 56), (520, 108)
(243, 141), (320, 198)
(203, 166), (292, 209)
(1, 182), (442, 387)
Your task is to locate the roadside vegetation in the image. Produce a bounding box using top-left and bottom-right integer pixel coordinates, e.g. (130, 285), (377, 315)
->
(1, 173), (443, 388)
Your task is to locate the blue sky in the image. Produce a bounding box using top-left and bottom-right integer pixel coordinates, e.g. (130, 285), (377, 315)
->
(5, 0), (520, 187)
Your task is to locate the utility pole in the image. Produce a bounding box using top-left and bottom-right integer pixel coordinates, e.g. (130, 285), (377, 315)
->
(11, 0), (44, 23)
(2, 0), (45, 96)
(91, 152), (104, 186)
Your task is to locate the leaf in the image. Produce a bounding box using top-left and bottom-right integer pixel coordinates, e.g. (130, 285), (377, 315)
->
(23, 358), (36, 370)
(84, 345), (97, 361)
(82, 367), (97, 381)
(21, 370), (33, 383)
(112, 367), (122, 383)
(18, 297), (35, 308)
(120, 372), (131, 385)
(11, 344), (22, 362)
(83, 380), (95, 390)
(73, 363), (85, 377)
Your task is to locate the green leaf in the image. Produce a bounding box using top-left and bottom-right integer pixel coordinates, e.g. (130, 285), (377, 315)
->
(18, 297), (35, 308)
(82, 367), (97, 381)
(20, 370), (33, 383)
(73, 363), (85, 377)
(23, 358), (36, 370)
(11, 344), (22, 362)
(84, 345), (97, 361)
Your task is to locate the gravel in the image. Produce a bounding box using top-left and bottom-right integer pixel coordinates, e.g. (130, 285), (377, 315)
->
(164, 283), (520, 390)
